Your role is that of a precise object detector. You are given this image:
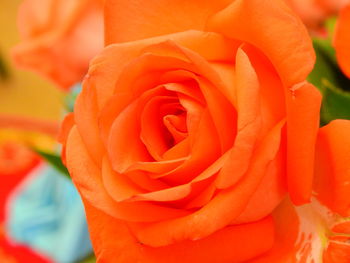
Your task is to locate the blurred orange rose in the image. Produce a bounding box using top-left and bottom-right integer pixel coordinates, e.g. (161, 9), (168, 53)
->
(0, 142), (39, 177)
(285, 0), (349, 32)
(12, 0), (104, 90)
(319, 0), (349, 13)
(334, 3), (350, 78)
(61, 0), (322, 262)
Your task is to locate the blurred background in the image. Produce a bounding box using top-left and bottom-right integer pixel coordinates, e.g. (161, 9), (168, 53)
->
(0, 0), (63, 124)
(0, 1), (94, 262)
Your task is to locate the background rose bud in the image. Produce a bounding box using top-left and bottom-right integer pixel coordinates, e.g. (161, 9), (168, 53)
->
(334, 3), (350, 79)
(12, 0), (104, 90)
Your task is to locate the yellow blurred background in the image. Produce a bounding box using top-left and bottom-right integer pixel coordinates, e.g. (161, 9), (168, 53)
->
(0, 0), (64, 147)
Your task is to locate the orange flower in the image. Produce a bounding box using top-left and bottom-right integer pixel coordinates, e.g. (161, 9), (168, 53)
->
(314, 120), (350, 218)
(334, 3), (350, 79)
(12, 0), (104, 90)
(285, 0), (349, 33)
(60, 0), (322, 262)
(310, 120), (350, 263)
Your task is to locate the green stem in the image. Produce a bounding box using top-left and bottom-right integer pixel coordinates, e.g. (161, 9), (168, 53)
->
(0, 53), (10, 81)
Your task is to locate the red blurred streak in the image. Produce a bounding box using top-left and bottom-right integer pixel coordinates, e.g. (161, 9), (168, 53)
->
(0, 114), (60, 137)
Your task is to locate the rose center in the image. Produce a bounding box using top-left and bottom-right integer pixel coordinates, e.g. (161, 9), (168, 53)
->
(140, 91), (189, 161)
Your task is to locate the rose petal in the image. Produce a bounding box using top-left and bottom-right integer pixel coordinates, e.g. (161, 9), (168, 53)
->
(75, 84), (105, 166)
(250, 199), (301, 263)
(158, 108), (221, 185)
(66, 126), (190, 222)
(232, 142), (286, 224)
(242, 44), (286, 133)
(104, 0), (233, 44)
(207, 0), (315, 87)
(140, 96), (180, 160)
(216, 48), (262, 189)
(314, 120), (350, 217)
(285, 82), (322, 204)
(194, 76), (237, 152)
(107, 96), (153, 173)
(127, 176), (214, 203)
(57, 112), (75, 165)
(123, 170), (170, 192)
(84, 200), (274, 263)
(130, 119), (284, 246)
(102, 157), (144, 202)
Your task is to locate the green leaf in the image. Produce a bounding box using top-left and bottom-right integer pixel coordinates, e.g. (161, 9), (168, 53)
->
(308, 37), (350, 125)
(308, 37), (350, 88)
(33, 148), (70, 178)
(324, 16), (337, 39)
(308, 39), (338, 89)
(75, 253), (96, 263)
(319, 79), (350, 124)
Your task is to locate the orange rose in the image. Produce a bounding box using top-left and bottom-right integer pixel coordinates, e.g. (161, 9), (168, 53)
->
(285, 0), (331, 30)
(61, 0), (322, 262)
(313, 120), (350, 263)
(314, 120), (350, 218)
(334, 3), (350, 78)
(12, 0), (104, 90)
